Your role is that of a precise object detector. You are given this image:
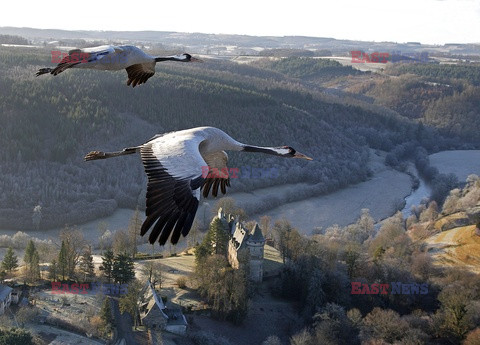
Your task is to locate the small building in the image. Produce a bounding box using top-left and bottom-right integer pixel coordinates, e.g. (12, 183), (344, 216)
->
(141, 295), (168, 330)
(140, 281), (187, 335)
(10, 289), (21, 304)
(217, 208), (266, 282)
(162, 308), (188, 335)
(0, 285), (13, 316)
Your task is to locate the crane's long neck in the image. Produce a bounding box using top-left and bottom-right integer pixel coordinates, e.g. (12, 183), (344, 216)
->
(242, 145), (286, 156)
(155, 56), (183, 62)
(202, 127), (287, 157)
(85, 147), (138, 161)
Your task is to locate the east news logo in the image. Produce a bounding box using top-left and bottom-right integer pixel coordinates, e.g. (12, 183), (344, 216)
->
(351, 282), (428, 295)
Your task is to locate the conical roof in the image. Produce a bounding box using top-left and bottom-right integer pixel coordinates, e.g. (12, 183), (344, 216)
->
(249, 223), (265, 242)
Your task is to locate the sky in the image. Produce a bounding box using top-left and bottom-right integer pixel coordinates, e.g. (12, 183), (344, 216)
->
(2, 0), (480, 45)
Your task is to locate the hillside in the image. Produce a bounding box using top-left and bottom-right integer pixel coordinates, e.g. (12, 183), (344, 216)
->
(343, 63), (480, 141)
(0, 46), (458, 231)
(4, 26), (480, 55)
(429, 150), (480, 182)
(425, 224), (480, 273)
(409, 175), (480, 273)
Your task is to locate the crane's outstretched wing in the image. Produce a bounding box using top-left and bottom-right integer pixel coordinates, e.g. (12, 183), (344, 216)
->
(200, 151), (231, 198)
(36, 45), (123, 76)
(125, 62), (156, 87)
(140, 135), (206, 245)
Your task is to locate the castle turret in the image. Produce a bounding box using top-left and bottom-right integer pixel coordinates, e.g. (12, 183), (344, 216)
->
(217, 207), (224, 220)
(246, 223), (265, 282)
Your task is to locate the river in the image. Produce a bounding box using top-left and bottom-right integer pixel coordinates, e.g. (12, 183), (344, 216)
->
(8, 148), (479, 246)
(400, 174), (432, 219)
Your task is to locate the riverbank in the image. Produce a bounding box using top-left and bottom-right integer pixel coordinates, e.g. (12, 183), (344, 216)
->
(0, 150), (413, 242)
(255, 150), (412, 234)
(6, 150), (479, 242)
(430, 150), (480, 182)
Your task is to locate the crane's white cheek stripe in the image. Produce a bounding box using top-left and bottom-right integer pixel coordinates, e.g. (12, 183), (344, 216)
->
(273, 148), (290, 155)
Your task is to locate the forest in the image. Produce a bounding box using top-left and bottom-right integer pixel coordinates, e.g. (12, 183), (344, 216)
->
(351, 63), (480, 141)
(188, 177), (480, 345)
(0, 47), (476, 230)
(260, 175), (480, 345)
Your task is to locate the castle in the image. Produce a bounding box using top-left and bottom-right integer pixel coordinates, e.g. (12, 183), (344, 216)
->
(215, 208), (266, 282)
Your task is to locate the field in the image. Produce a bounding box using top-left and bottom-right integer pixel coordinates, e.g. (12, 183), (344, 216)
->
(425, 224), (480, 273)
(189, 291), (302, 345)
(31, 324), (104, 345)
(318, 56), (389, 72)
(24, 290), (105, 345)
(134, 246), (292, 345)
(429, 150), (480, 182)
(134, 244), (283, 305)
(258, 150), (412, 234)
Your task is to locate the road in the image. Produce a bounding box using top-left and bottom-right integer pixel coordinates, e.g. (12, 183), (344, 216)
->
(111, 298), (139, 345)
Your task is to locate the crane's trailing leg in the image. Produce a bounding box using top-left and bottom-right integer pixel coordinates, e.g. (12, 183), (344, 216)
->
(84, 147), (138, 161)
(35, 68), (53, 76)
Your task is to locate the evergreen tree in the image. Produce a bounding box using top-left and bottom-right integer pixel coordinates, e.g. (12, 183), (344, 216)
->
(23, 240), (40, 283)
(119, 280), (142, 329)
(198, 218), (229, 257)
(1, 247), (18, 272)
(58, 240), (68, 281)
(99, 250), (114, 283)
(48, 259), (57, 281)
(345, 248), (360, 279)
(29, 251), (41, 282)
(0, 327), (33, 345)
(112, 253), (135, 284)
(24, 240), (35, 266)
(79, 246), (95, 281)
(100, 297), (113, 329)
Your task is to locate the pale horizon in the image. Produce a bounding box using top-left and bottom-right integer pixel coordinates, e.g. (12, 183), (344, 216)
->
(2, 0), (480, 45)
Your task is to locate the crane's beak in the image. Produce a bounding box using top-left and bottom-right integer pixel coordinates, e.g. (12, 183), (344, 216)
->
(190, 57), (203, 63)
(293, 152), (313, 160)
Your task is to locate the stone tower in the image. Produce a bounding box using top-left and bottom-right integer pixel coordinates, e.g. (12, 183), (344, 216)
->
(246, 224), (266, 282)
